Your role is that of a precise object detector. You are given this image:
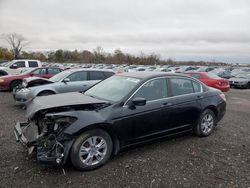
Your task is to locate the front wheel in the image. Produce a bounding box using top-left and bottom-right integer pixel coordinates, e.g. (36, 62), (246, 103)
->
(70, 129), (113, 171)
(194, 109), (216, 137)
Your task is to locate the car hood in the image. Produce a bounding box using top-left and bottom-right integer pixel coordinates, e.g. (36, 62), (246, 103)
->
(0, 67), (8, 70)
(25, 76), (54, 83)
(229, 77), (249, 82)
(0, 74), (19, 79)
(26, 92), (108, 118)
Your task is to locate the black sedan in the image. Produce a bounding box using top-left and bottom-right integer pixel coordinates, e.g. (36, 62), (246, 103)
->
(14, 72), (226, 170)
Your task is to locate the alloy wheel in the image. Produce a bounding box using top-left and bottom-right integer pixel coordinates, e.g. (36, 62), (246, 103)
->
(79, 136), (107, 166)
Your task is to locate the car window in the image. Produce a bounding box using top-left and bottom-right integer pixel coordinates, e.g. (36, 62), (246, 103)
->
(133, 78), (168, 101)
(67, 71), (87, 81)
(12, 61), (26, 68)
(190, 74), (201, 79)
(28, 61), (38, 67)
(48, 68), (61, 74)
(32, 68), (46, 75)
(192, 81), (202, 93)
(170, 78), (194, 96)
(89, 71), (105, 80)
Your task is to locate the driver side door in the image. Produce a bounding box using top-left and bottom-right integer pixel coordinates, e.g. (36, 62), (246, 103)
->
(117, 77), (171, 146)
(56, 71), (88, 93)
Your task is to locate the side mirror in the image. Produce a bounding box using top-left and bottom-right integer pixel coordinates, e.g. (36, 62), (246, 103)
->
(131, 97), (146, 106)
(10, 64), (18, 69)
(63, 78), (70, 83)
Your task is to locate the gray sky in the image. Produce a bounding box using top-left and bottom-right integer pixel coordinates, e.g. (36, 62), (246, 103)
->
(0, 0), (250, 63)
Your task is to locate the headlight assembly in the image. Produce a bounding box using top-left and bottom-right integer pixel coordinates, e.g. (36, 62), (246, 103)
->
(44, 115), (77, 132)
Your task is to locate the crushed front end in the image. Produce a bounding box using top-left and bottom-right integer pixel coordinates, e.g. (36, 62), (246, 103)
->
(14, 114), (77, 166)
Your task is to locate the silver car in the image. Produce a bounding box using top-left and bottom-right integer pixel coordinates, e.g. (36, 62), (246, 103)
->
(13, 69), (115, 105)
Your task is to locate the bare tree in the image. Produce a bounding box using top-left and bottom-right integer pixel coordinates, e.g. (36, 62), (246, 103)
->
(5, 33), (28, 59)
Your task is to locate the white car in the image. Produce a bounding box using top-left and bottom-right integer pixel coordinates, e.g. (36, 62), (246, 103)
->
(0, 59), (42, 76)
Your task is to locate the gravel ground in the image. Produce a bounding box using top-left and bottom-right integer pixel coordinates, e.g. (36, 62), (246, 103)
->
(0, 89), (249, 188)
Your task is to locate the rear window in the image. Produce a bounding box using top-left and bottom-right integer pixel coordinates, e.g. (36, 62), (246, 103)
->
(28, 61), (38, 67)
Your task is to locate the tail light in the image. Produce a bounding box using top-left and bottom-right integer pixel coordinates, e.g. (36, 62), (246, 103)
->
(218, 80), (229, 86)
(219, 93), (226, 101)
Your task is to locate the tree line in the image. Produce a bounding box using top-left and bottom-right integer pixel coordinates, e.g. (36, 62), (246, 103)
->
(0, 33), (229, 66)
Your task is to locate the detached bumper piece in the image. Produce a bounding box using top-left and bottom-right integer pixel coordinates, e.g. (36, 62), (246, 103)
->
(14, 122), (38, 154)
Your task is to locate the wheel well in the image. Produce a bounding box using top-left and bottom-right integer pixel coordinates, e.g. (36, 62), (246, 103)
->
(205, 106), (218, 118)
(74, 124), (120, 155)
(10, 79), (22, 85)
(0, 70), (8, 76)
(37, 90), (56, 96)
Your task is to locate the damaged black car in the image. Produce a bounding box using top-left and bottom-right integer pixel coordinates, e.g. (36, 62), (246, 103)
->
(14, 72), (226, 170)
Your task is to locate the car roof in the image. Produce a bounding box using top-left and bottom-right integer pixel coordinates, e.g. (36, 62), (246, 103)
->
(117, 71), (187, 79)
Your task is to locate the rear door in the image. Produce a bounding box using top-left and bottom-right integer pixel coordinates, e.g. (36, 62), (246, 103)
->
(167, 77), (203, 130)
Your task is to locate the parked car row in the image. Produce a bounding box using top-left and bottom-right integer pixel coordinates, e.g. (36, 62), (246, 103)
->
(40, 62), (250, 90)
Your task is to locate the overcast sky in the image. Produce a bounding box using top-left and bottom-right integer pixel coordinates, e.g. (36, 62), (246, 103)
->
(0, 0), (250, 63)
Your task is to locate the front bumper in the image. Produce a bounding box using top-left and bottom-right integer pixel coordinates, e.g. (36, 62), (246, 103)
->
(229, 82), (248, 88)
(12, 88), (29, 106)
(14, 122), (74, 166)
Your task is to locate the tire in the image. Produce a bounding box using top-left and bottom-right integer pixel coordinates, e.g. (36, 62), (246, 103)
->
(70, 129), (113, 171)
(37, 90), (55, 96)
(194, 109), (216, 137)
(10, 80), (22, 91)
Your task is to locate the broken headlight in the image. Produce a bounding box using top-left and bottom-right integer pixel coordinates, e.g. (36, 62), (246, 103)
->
(44, 115), (77, 133)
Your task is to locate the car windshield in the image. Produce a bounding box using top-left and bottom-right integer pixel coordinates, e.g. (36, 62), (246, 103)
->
(207, 72), (222, 79)
(49, 70), (72, 82)
(85, 75), (141, 102)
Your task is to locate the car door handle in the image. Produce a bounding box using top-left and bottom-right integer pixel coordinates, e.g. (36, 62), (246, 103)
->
(83, 84), (87, 87)
(197, 95), (204, 99)
(161, 102), (172, 107)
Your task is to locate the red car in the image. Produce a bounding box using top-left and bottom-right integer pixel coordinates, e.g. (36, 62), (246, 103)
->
(0, 67), (63, 91)
(186, 72), (230, 92)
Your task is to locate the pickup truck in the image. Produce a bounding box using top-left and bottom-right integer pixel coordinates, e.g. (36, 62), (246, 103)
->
(0, 59), (42, 76)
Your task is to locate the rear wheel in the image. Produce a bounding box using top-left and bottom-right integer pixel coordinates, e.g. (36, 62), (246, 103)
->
(70, 129), (113, 171)
(10, 80), (22, 91)
(194, 109), (216, 137)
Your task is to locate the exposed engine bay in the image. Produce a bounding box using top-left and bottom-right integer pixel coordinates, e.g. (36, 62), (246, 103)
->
(14, 102), (109, 165)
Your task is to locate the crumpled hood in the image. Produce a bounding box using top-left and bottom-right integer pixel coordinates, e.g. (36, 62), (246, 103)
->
(229, 77), (249, 82)
(24, 76), (54, 83)
(26, 92), (108, 118)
